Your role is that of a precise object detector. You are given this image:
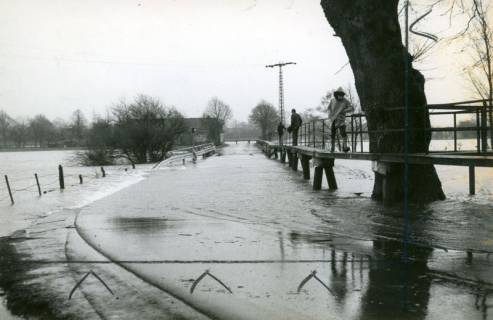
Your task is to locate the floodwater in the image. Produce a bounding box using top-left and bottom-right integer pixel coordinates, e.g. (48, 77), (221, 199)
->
(0, 150), (149, 236)
(1, 143), (493, 319)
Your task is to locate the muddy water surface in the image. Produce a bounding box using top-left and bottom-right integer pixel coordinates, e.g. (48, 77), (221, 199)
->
(71, 142), (493, 319)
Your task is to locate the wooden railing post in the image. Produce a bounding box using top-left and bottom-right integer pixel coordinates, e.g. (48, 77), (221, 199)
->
(312, 121), (316, 148)
(489, 99), (493, 150)
(359, 114), (364, 152)
(322, 120), (326, 149)
(453, 113), (457, 152)
(476, 108), (481, 153)
(351, 116), (355, 151)
(481, 102), (488, 152)
(469, 166), (475, 195)
(304, 123), (307, 146)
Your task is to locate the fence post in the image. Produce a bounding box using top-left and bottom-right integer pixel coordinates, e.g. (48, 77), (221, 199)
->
(306, 122), (309, 146)
(304, 123), (306, 146)
(351, 116), (355, 151)
(34, 173), (42, 196)
(322, 120), (325, 149)
(489, 99), (493, 151)
(469, 166), (475, 195)
(4, 175), (14, 205)
(453, 113), (457, 152)
(58, 165), (65, 190)
(312, 121), (316, 147)
(476, 108), (481, 153)
(79, 174), (83, 184)
(481, 101), (488, 152)
(307, 122), (310, 147)
(359, 115), (364, 153)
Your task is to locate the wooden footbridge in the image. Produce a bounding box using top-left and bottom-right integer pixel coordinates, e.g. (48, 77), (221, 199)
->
(256, 99), (493, 201)
(257, 141), (493, 200)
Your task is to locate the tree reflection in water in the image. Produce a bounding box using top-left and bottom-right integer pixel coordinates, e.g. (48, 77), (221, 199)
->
(359, 239), (432, 320)
(288, 229), (492, 319)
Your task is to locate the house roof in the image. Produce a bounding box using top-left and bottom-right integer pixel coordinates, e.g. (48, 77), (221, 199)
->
(183, 118), (205, 131)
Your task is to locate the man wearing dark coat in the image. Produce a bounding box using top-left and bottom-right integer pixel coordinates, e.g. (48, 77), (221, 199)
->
(289, 109), (302, 146)
(277, 122), (285, 146)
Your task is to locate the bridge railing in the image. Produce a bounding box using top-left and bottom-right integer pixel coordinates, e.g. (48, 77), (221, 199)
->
(153, 143), (216, 168)
(282, 99), (492, 154)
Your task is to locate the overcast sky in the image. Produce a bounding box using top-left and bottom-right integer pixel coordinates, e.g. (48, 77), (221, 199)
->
(0, 0), (476, 123)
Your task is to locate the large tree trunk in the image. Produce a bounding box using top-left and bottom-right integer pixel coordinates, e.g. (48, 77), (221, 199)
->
(321, 0), (445, 203)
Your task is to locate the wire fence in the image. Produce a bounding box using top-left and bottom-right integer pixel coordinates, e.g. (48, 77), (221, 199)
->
(0, 166), (115, 205)
(1, 143), (217, 206)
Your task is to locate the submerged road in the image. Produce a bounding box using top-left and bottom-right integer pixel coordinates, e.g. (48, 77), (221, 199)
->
(67, 142), (493, 319)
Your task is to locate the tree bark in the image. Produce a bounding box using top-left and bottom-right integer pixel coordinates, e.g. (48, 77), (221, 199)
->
(321, 0), (445, 203)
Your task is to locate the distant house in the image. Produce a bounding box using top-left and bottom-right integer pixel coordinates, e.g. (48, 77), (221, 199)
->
(176, 118), (210, 146)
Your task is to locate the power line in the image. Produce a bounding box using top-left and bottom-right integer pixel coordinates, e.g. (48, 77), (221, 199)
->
(265, 62), (296, 125)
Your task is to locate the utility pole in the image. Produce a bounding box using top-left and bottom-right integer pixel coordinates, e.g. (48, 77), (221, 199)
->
(266, 62), (296, 125)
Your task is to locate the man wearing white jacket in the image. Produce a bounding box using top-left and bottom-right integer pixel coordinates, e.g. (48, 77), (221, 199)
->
(327, 87), (354, 152)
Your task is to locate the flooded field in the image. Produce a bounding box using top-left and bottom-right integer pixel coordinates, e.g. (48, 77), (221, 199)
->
(0, 142), (492, 319)
(0, 150), (149, 236)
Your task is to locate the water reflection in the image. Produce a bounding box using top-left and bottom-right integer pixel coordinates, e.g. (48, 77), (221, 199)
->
(73, 143), (492, 319)
(359, 239), (432, 320)
(109, 217), (179, 234)
(330, 250), (348, 304)
(285, 226), (493, 319)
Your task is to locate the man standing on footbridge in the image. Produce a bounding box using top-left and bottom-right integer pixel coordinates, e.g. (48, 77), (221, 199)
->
(328, 87), (354, 153)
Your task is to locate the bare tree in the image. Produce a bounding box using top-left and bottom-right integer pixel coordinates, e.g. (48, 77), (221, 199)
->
(202, 97), (232, 145)
(0, 110), (12, 147)
(203, 97), (232, 124)
(463, 0), (492, 145)
(71, 109), (87, 145)
(9, 119), (29, 148)
(29, 114), (55, 147)
(249, 100), (279, 140)
(112, 94), (186, 163)
(78, 115), (115, 166)
(319, 91), (333, 112)
(401, 3), (439, 64)
(428, 0), (493, 147)
(302, 107), (323, 122)
(345, 84), (361, 112)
